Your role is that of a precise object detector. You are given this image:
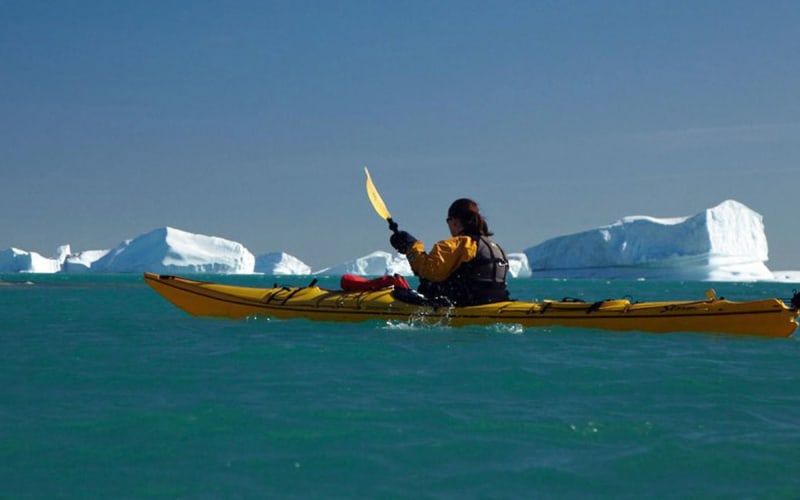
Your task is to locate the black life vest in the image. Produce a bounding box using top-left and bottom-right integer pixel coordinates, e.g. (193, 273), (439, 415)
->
(419, 235), (510, 306)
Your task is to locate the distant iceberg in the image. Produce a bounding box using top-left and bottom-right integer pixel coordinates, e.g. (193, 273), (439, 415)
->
(0, 227), (308, 275)
(255, 252), (312, 275)
(60, 245), (110, 273)
(0, 247), (61, 273)
(525, 200), (773, 281)
(315, 251), (412, 276)
(507, 253), (532, 279)
(0, 200), (796, 281)
(91, 227), (255, 274)
(314, 250), (531, 279)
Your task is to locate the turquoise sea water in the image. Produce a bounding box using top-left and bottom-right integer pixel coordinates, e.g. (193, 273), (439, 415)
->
(2, 274), (800, 499)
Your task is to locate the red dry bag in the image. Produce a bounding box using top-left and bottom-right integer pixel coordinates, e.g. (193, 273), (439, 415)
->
(340, 274), (410, 292)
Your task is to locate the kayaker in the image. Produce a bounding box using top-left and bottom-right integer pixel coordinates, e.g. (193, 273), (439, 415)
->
(389, 198), (511, 306)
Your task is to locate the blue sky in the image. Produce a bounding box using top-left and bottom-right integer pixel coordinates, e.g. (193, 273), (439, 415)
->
(2, 1), (799, 270)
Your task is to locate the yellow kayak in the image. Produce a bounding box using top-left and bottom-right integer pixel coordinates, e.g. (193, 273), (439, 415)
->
(144, 273), (799, 337)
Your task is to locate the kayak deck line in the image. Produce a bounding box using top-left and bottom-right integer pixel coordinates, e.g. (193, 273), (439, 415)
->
(146, 274), (784, 320)
(147, 273), (414, 319)
(143, 273), (800, 337)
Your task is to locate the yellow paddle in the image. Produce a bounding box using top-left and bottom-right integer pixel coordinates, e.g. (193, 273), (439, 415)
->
(364, 166), (399, 233)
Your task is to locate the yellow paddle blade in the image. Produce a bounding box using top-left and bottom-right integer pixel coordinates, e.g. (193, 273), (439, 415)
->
(364, 166), (392, 220)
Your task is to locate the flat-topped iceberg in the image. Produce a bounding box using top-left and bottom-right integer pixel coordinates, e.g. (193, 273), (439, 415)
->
(525, 200), (773, 280)
(315, 251), (412, 276)
(255, 252), (312, 275)
(92, 227), (255, 274)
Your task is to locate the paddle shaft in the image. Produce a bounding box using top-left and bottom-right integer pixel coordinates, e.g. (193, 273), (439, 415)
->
(386, 217), (398, 233)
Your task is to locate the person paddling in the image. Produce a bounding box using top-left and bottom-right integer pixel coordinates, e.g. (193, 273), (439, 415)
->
(390, 198), (511, 306)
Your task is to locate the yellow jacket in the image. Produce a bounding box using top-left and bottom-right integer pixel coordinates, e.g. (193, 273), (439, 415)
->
(406, 236), (478, 282)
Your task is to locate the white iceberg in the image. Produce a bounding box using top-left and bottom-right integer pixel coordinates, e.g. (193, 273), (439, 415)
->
(314, 250), (530, 279)
(0, 247), (61, 273)
(0, 228), (312, 275)
(91, 227), (255, 274)
(0, 200), (795, 281)
(255, 252), (312, 275)
(59, 245), (110, 273)
(525, 200), (773, 281)
(507, 253), (531, 278)
(315, 250), (413, 276)
(0, 244), (107, 274)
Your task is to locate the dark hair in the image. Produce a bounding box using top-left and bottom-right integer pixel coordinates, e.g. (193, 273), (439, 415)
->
(448, 198), (492, 236)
